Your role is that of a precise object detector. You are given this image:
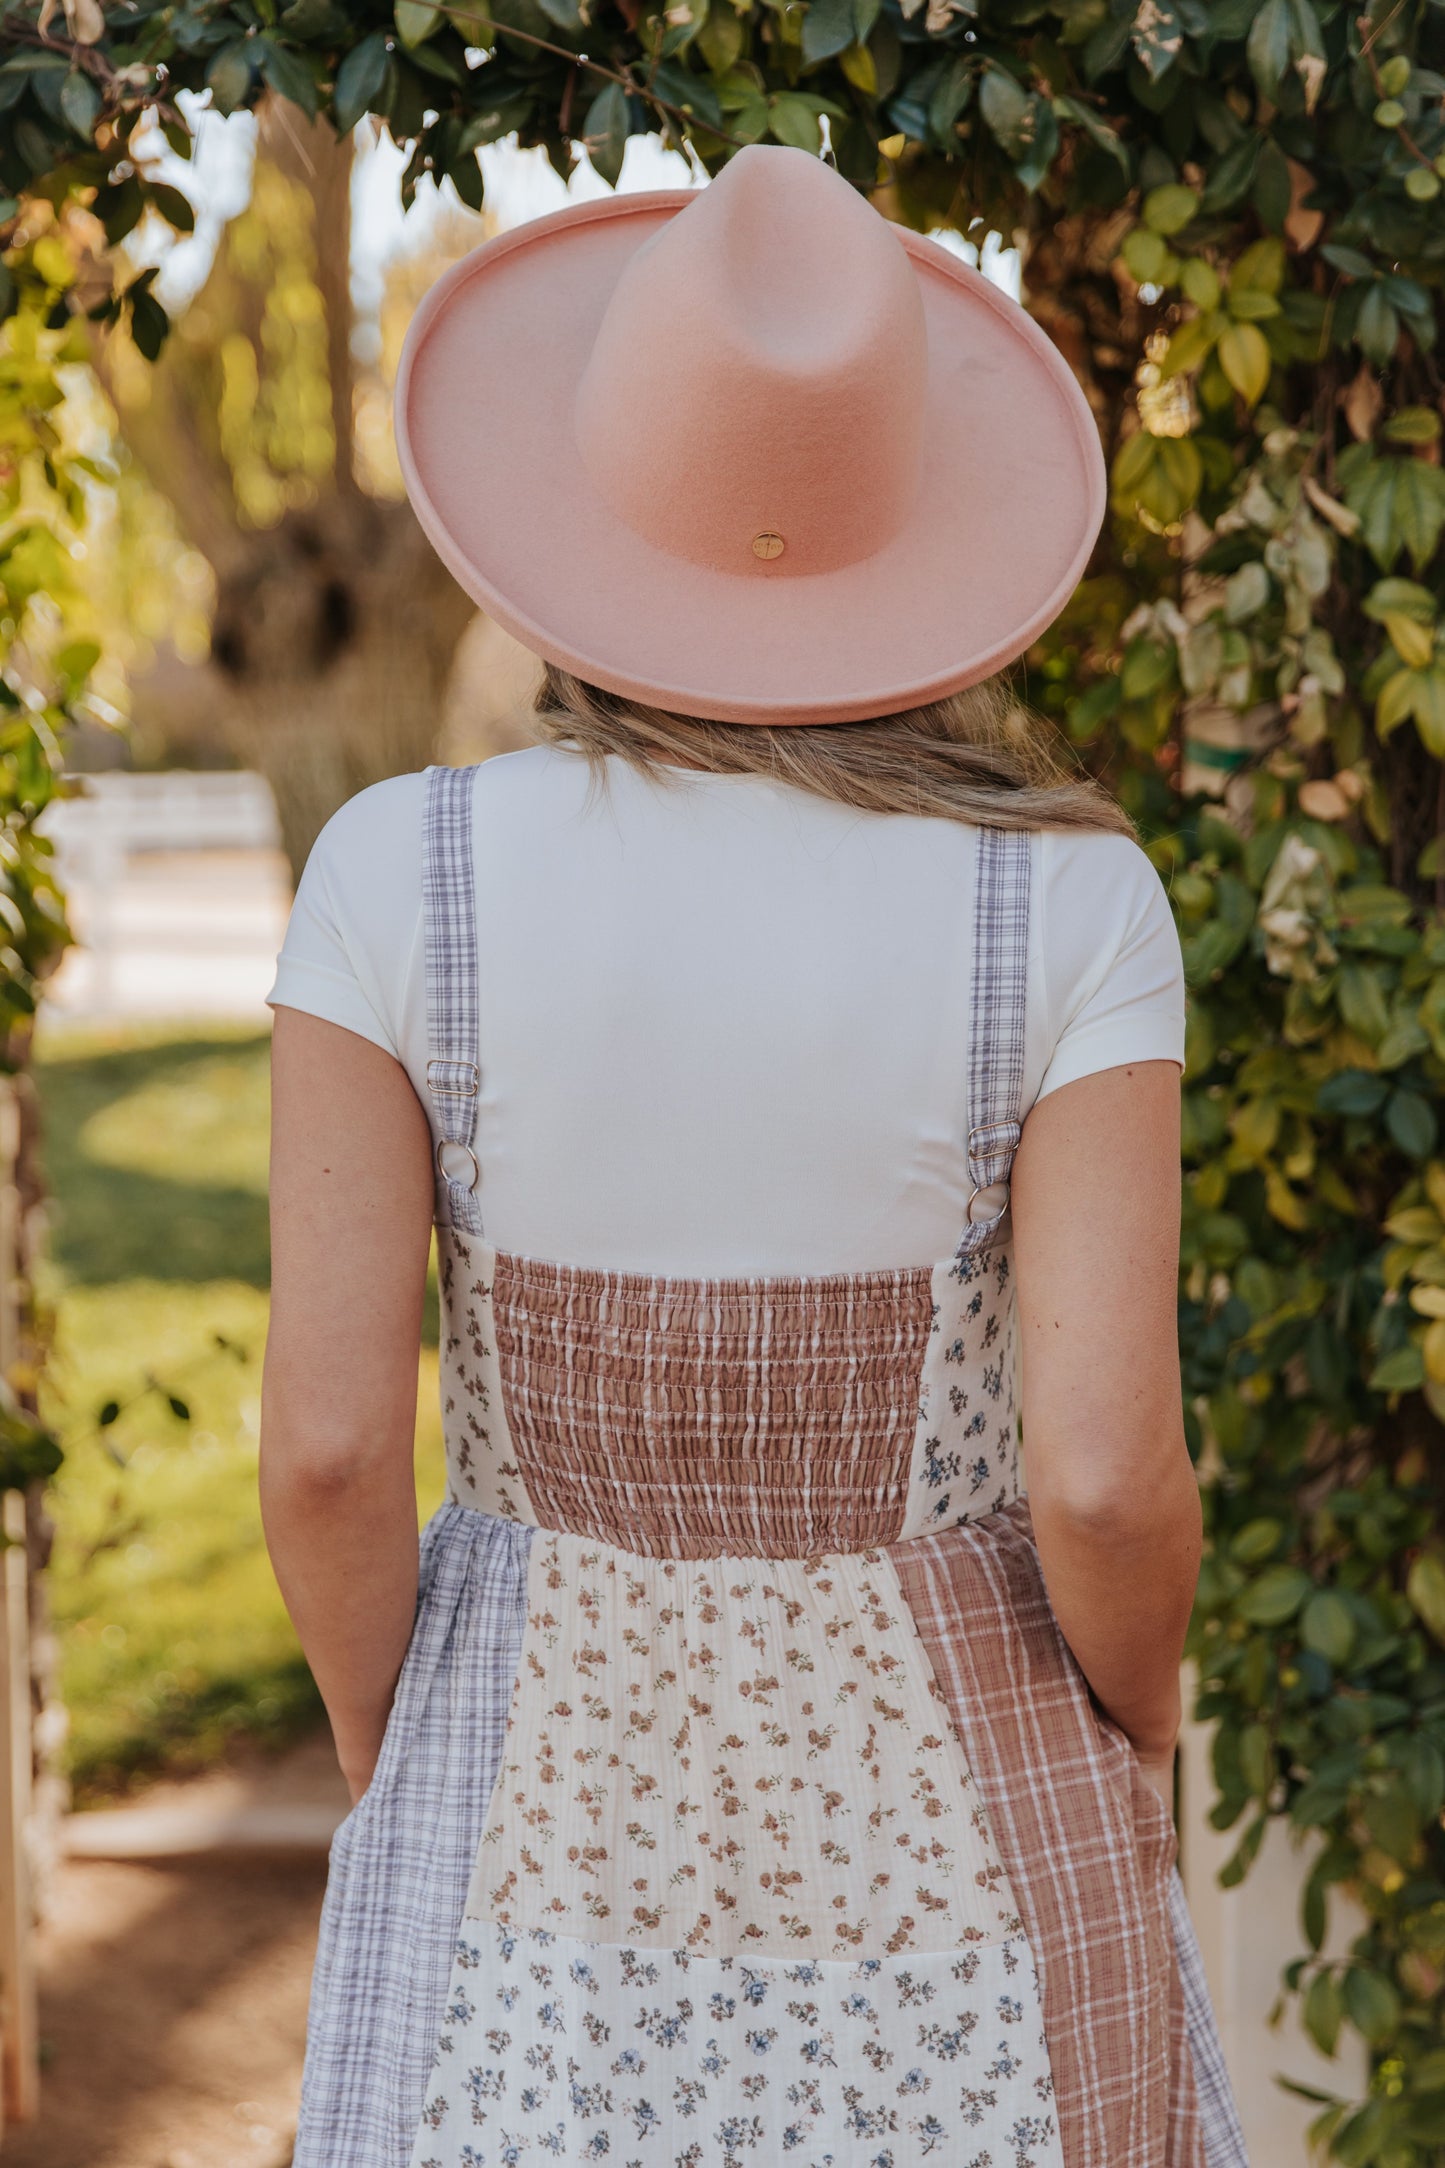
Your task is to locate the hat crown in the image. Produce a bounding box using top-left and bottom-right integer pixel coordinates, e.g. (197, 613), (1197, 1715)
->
(573, 146), (928, 578)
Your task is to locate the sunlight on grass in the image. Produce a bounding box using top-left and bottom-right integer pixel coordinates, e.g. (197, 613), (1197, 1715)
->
(81, 1047), (272, 1196)
(36, 1023), (447, 1803)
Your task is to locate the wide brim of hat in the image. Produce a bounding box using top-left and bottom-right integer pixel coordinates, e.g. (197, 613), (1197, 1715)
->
(394, 188), (1106, 727)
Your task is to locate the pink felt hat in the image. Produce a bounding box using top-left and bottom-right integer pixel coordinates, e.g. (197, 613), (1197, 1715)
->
(394, 145), (1105, 727)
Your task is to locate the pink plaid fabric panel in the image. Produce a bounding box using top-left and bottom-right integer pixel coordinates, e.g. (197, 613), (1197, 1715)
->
(892, 1494), (1205, 2168)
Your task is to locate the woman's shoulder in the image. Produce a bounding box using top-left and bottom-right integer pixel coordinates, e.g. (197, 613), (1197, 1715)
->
(306, 747), (567, 876)
(1036, 821), (1178, 944)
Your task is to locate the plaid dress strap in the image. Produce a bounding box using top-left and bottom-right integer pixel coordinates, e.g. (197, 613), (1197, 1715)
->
(956, 821), (1032, 1263)
(422, 762), (484, 1236)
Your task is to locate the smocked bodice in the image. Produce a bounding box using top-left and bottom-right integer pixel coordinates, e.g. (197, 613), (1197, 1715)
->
(435, 1228), (1021, 1558)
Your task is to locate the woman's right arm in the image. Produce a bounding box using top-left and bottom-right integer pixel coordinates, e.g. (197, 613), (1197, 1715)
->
(1009, 1054), (1201, 1804)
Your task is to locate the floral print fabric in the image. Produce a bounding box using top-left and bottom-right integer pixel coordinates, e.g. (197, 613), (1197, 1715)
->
(407, 1921), (1064, 2168)
(901, 1249), (1021, 1540)
(465, 1528), (1023, 1961)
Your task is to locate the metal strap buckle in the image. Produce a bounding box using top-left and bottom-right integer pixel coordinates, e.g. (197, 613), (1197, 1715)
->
(967, 1118), (1022, 1157)
(426, 1059), (480, 1098)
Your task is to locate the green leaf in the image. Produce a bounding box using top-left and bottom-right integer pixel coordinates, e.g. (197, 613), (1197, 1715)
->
(1179, 258), (1220, 311)
(1387, 1089), (1438, 1160)
(1301, 1590), (1357, 1666)
(930, 58), (976, 141)
(585, 80), (631, 184)
(1218, 321), (1270, 405)
(1303, 1968), (1344, 2057)
(458, 95), (535, 151)
(1322, 242), (1375, 278)
(767, 90), (823, 153)
(1394, 464), (1445, 574)
(395, 0), (443, 41)
(128, 289), (169, 361)
(1357, 284), (1401, 368)
(1218, 1809), (1266, 1887)
(698, 3), (745, 75)
(1383, 406), (1442, 447)
(1252, 137), (1291, 231)
(1246, 0), (1290, 99)
(1199, 132), (1260, 214)
(258, 38), (319, 120)
(145, 183), (195, 235)
(1122, 225), (1174, 285)
(281, 0), (353, 30)
(1338, 961), (1390, 1046)
(449, 150), (485, 211)
(334, 31), (392, 134)
(1131, 0), (1183, 81)
(1413, 671), (1445, 757)
(1236, 1564), (1313, 1625)
(1341, 1966), (1401, 2046)
(1231, 1517), (1283, 1564)
(801, 0), (857, 67)
(979, 64), (1029, 149)
(1370, 1341), (1426, 1391)
(1052, 93), (1129, 173)
(1364, 576), (1437, 624)
(59, 68), (100, 140)
(1316, 1068), (1388, 1116)
(206, 40), (255, 116)
(1407, 1549), (1445, 1645)
(1143, 182), (1197, 236)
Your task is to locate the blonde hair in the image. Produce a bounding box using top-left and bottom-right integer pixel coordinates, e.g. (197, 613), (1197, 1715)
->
(531, 664), (1134, 837)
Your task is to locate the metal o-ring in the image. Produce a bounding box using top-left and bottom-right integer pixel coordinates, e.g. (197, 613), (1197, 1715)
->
(436, 1137), (480, 1190)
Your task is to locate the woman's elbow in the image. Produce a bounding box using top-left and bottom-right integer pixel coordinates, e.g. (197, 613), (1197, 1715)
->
(1026, 1427), (1202, 1542)
(258, 1407), (401, 1505)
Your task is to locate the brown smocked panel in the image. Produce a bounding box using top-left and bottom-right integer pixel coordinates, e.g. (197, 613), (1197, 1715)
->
(892, 1495), (1206, 2168)
(489, 1251), (935, 1558)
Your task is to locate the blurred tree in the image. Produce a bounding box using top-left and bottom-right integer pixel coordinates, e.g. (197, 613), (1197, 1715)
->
(101, 104), (476, 876)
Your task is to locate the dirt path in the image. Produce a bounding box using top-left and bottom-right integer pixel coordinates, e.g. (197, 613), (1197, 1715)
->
(6, 1735), (349, 2168)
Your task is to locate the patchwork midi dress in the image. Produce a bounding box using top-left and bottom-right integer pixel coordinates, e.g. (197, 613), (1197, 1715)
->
(289, 764), (1249, 2168)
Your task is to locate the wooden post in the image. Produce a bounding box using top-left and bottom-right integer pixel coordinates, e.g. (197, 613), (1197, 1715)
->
(0, 1482), (38, 2130)
(0, 1065), (47, 2139)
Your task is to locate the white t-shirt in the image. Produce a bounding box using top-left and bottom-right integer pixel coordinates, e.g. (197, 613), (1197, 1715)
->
(265, 744), (1186, 1276)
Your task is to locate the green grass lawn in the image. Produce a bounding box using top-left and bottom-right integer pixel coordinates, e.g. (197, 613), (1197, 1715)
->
(35, 1022), (447, 1804)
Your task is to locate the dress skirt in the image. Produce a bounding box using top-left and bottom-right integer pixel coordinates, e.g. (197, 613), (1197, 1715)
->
(291, 1498), (1249, 2168)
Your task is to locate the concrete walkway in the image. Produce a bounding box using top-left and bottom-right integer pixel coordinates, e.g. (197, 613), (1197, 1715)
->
(61, 1732), (350, 1865)
(12, 1738), (351, 2168)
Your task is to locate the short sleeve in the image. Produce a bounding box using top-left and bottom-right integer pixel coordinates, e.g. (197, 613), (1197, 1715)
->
(1034, 826), (1186, 1104)
(265, 773), (426, 1060)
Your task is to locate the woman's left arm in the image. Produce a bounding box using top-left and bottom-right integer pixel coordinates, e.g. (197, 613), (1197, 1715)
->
(261, 1006), (436, 1804)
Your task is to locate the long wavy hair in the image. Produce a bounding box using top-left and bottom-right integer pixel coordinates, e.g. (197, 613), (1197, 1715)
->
(530, 663), (1134, 837)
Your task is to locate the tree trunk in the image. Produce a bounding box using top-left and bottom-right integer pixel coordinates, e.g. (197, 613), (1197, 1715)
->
(205, 493), (476, 879)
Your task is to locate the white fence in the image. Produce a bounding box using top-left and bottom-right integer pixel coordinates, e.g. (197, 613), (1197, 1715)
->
(38, 770), (290, 1026)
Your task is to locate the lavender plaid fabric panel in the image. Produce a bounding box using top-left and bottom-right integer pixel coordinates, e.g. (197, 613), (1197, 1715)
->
(1171, 1862), (1252, 2167)
(422, 764), (484, 1236)
(291, 1505), (532, 2168)
(957, 823), (1031, 1261)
